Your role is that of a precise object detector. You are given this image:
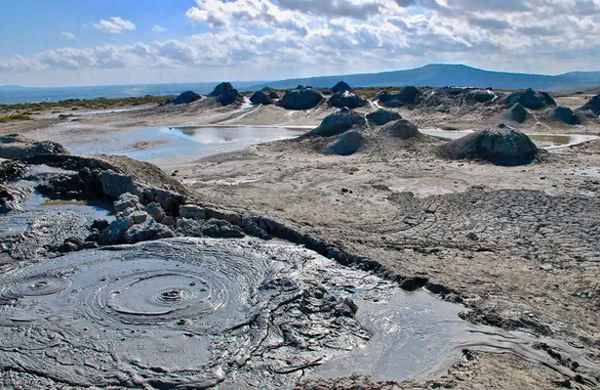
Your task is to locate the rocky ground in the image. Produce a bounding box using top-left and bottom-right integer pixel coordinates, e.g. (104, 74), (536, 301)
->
(1, 85), (600, 389)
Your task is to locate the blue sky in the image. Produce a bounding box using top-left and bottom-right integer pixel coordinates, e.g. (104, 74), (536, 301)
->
(0, 1), (201, 57)
(2, 0), (600, 87)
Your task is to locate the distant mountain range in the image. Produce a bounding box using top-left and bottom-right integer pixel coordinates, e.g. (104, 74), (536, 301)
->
(3, 64), (600, 104)
(249, 64), (600, 92)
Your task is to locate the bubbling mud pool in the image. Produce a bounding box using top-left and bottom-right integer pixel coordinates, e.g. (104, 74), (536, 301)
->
(65, 126), (305, 168)
(1, 237), (596, 389)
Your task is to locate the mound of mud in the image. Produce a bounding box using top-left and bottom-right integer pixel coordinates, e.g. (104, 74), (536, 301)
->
(505, 103), (528, 123)
(438, 128), (539, 166)
(366, 109), (401, 126)
(325, 130), (365, 156)
(311, 108), (366, 137)
(465, 89), (496, 103)
(0, 134), (68, 160)
(378, 86), (419, 108)
(331, 81), (353, 94)
(279, 86), (324, 110)
(0, 160), (26, 183)
(551, 106), (580, 125)
(208, 82), (241, 106)
(578, 94), (600, 115)
(171, 91), (201, 105)
(504, 88), (556, 110)
(382, 119), (420, 139)
(328, 90), (367, 109)
(250, 90), (274, 105)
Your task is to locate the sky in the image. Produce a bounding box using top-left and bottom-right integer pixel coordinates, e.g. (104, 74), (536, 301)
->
(1, 0), (600, 87)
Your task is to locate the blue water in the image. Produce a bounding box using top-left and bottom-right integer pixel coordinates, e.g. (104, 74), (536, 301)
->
(0, 82), (262, 104)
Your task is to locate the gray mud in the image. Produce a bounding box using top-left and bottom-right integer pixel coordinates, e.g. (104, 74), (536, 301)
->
(1, 236), (597, 389)
(0, 167), (112, 262)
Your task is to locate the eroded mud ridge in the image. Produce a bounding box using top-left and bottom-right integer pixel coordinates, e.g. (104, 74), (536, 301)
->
(0, 238), (472, 388)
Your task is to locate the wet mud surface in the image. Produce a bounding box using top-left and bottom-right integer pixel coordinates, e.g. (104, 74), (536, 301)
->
(2, 237), (597, 389)
(0, 166), (112, 263)
(0, 238), (482, 388)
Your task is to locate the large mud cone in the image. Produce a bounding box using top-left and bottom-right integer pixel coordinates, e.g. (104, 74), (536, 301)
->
(504, 88), (556, 110)
(208, 82), (241, 106)
(366, 109), (401, 126)
(578, 95), (600, 115)
(377, 86), (419, 108)
(439, 128), (539, 166)
(465, 90), (496, 103)
(250, 90), (273, 105)
(551, 106), (580, 125)
(331, 81), (353, 94)
(279, 86), (324, 110)
(382, 119), (420, 139)
(311, 108), (366, 137)
(505, 103), (528, 123)
(208, 82), (234, 97)
(325, 130), (365, 156)
(328, 90), (367, 109)
(171, 91), (201, 105)
(0, 134), (69, 160)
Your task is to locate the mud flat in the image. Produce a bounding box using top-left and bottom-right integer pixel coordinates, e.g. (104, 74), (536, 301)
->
(2, 87), (600, 389)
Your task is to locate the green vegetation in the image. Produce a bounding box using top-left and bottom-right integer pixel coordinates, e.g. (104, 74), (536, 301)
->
(0, 113), (32, 122)
(0, 95), (172, 113)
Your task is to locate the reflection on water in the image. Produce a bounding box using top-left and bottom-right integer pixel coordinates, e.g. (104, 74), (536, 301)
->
(420, 128), (598, 149)
(66, 126), (305, 167)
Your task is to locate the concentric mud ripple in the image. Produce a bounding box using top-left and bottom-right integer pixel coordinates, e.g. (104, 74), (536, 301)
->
(0, 274), (70, 303)
(0, 239), (275, 387)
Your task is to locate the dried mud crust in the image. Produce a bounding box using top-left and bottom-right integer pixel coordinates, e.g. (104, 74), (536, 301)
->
(182, 138), (600, 388)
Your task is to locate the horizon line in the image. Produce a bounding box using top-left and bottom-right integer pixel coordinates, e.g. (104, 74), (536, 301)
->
(3, 63), (600, 90)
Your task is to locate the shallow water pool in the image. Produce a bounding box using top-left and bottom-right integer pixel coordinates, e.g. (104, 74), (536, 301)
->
(66, 126), (305, 167)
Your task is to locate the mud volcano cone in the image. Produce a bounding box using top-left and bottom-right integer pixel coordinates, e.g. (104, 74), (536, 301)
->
(439, 128), (539, 166)
(551, 106), (580, 125)
(505, 103), (528, 123)
(382, 119), (420, 139)
(278, 86), (324, 110)
(311, 108), (366, 137)
(579, 94), (600, 115)
(171, 91), (201, 105)
(250, 90), (273, 105)
(325, 130), (364, 156)
(504, 88), (556, 110)
(331, 81), (353, 94)
(366, 109), (401, 126)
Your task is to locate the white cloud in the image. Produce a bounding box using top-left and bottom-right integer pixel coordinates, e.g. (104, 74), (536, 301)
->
(61, 32), (76, 40)
(152, 25), (167, 33)
(94, 17), (136, 34)
(3, 0), (600, 81)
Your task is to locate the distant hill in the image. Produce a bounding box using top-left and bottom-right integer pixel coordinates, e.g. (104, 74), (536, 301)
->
(248, 64), (600, 92)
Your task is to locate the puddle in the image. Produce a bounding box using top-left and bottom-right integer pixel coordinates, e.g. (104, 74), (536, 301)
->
(65, 126), (304, 168)
(421, 128), (599, 149)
